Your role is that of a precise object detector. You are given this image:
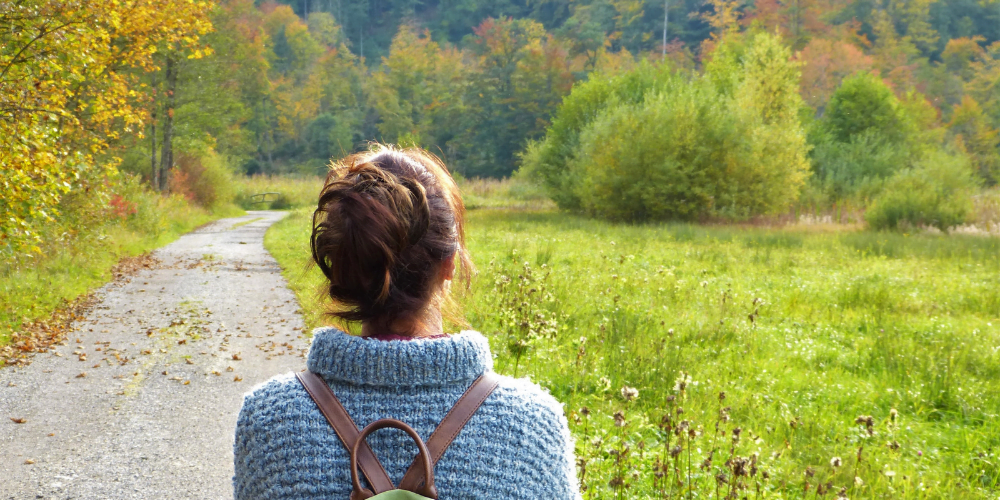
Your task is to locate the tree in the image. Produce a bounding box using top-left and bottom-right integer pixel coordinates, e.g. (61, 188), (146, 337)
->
(0, 0), (213, 248)
(368, 26), (467, 150)
(796, 38), (873, 110)
(822, 72), (910, 144)
(457, 17), (574, 177)
(949, 95), (1000, 184)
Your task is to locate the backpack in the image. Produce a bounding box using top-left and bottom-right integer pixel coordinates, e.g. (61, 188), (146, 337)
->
(296, 371), (500, 500)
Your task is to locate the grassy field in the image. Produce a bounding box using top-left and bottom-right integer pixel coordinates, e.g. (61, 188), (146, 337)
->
(266, 197), (1000, 498)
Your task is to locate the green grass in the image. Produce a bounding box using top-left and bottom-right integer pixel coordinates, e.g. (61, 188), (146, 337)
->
(266, 199), (1000, 498)
(232, 175), (323, 210)
(0, 192), (238, 350)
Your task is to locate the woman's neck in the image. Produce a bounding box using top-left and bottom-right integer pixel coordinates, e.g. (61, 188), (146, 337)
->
(361, 307), (443, 338)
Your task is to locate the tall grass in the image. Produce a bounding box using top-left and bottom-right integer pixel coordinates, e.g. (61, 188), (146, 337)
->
(266, 206), (1000, 499)
(232, 175), (323, 210)
(457, 176), (556, 210)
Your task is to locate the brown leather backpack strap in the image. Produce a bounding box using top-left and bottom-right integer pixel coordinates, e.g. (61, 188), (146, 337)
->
(398, 372), (501, 491)
(295, 371), (394, 494)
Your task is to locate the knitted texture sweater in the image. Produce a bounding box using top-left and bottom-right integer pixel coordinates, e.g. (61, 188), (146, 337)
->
(233, 328), (580, 499)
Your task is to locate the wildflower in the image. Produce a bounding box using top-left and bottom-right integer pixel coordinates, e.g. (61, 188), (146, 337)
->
(854, 476), (864, 486)
(728, 456), (749, 477)
(660, 413), (672, 427)
(620, 385), (639, 402)
(613, 410), (626, 428)
(889, 408), (898, 422)
(718, 391), (726, 401)
(673, 371), (692, 393)
(837, 486), (849, 499)
(830, 456), (842, 468)
(701, 451), (714, 469)
(805, 466), (815, 478)
(718, 406), (731, 423)
(732, 427), (742, 444)
(887, 440), (900, 451)
(591, 436), (603, 448)
(579, 406), (590, 418)
(669, 444), (683, 458)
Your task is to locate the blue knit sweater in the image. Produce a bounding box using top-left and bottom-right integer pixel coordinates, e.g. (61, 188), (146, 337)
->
(233, 329), (580, 499)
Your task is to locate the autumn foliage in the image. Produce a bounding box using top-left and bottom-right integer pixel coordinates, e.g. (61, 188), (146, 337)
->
(0, 0), (213, 249)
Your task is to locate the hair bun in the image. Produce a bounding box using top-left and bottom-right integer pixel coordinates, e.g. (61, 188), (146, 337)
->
(310, 146), (471, 333)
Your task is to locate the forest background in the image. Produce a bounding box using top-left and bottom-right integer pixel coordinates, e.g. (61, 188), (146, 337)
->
(6, 0), (1000, 248)
(4, 0), (1000, 498)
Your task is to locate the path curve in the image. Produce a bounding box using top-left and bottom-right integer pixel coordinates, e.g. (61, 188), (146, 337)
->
(1, 211), (308, 500)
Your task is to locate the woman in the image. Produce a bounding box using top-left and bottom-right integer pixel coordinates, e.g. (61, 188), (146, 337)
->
(233, 145), (580, 499)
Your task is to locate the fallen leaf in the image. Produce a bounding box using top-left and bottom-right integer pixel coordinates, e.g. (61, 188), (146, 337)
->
(10, 417), (27, 424)
(183, 380), (190, 385)
(177, 339), (186, 345)
(233, 376), (243, 382)
(75, 372), (86, 378)
(24, 459), (35, 465)
(231, 353), (241, 361)
(161, 371), (168, 376)
(211, 370), (221, 376)
(226, 366), (234, 372)
(78, 354), (87, 361)
(185, 358), (194, 365)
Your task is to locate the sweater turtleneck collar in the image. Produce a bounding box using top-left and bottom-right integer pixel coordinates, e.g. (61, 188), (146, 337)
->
(306, 328), (494, 387)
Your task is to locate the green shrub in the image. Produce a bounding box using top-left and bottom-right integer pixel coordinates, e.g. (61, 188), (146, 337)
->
(553, 32), (810, 221)
(519, 61), (678, 209)
(168, 149), (235, 208)
(810, 129), (909, 199)
(822, 72), (912, 144)
(866, 150), (979, 231)
(269, 193), (293, 210)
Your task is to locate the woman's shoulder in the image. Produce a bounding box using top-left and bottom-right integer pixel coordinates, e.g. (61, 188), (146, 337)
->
(483, 373), (569, 429)
(238, 372), (308, 420)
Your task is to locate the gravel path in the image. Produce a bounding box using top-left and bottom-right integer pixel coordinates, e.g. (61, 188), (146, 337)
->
(0, 211), (308, 500)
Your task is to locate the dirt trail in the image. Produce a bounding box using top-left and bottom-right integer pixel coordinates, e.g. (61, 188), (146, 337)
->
(0, 211), (309, 500)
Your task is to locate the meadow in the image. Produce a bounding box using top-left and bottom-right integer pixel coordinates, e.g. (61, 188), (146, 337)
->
(266, 199), (1000, 499)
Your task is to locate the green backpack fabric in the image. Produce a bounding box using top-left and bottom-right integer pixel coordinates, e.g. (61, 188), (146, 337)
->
(368, 490), (433, 500)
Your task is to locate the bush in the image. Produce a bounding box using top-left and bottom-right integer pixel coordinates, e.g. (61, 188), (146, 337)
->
(810, 129), (909, 199)
(866, 150), (979, 231)
(538, 32), (810, 221)
(519, 61), (677, 210)
(168, 150), (235, 208)
(571, 76), (809, 220)
(822, 72), (911, 144)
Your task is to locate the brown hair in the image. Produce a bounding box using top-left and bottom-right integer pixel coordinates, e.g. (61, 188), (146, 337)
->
(310, 145), (472, 334)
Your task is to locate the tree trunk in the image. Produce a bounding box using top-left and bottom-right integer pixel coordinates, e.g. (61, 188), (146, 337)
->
(663, 0), (668, 59)
(150, 71), (159, 190)
(160, 54), (176, 192)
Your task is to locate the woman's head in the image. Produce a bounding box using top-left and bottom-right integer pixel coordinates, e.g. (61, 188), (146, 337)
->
(311, 145), (471, 334)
